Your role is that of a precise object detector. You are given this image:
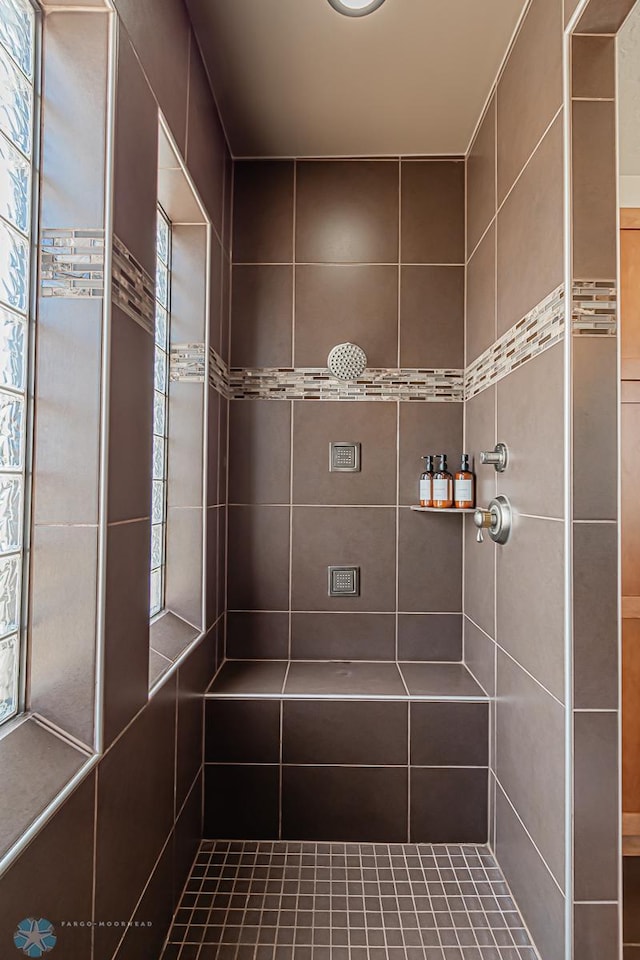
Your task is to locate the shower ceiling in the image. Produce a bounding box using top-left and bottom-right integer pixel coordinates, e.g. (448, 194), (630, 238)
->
(185, 0), (529, 158)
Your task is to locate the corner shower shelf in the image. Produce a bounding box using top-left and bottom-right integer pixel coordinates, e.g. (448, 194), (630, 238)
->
(410, 505), (476, 514)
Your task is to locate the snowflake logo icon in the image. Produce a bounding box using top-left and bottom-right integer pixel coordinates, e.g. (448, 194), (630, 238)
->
(13, 918), (57, 957)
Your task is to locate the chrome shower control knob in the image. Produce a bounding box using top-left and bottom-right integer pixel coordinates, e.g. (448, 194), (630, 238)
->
(479, 442), (509, 473)
(473, 509), (492, 543)
(473, 495), (513, 546)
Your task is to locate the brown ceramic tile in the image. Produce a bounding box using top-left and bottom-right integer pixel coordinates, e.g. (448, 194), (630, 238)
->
(410, 701), (488, 765)
(186, 47), (225, 234)
(400, 662), (486, 698)
(397, 613), (462, 662)
(495, 784), (565, 960)
(467, 96), (497, 255)
(496, 651), (565, 887)
(29, 525), (97, 747)
(95, 676), (177, 960)
(209, 660), (288, 695)
(497, 115), (564, 335)
(173, 772), (202, 906)
(291, 612), (396, 661)
(113, 0), (190, 154)
(223, 147), (233, 255)
(206, 699), (281, 763)
(206, 507), (219, 630)
(167, 385), (204, 510)
(574, 522), (618, 709)
(573, 337), (618, 520)
(233, 161), (294, 263)
(410, 768), (487, 843)
(114, 32), (157, 278)
(226, 611), (290, 659)
(32, 299), (102, 525)
(463, 616), (496, 697)
(466, 223), (496, 364)
(397, 509), (462, 612)
(574, 711), (619, 902)
(0, 719), (88, 861)
(0, 770), (95, 959)
(114, 840), (174, 960)
(295, 160), (399, 264)
(496, 0), (563, 202)
(294, 265), (398, 368)
(103, 519), (151, 747)
(227, 505), (290, 611)
(165, 506), (204, 629)
(572, 99), (617, 279)
(149, 649), (171, 686)
(401, 161), (464, 264)
(218, 397), (229, 504)
(399, 266), (464, 368)
(283, 700), (407, 764)
(576, 0), (636, 32)
(176, 630), (216, 811)
(207, 388), (220, 508)
(170, 225), (207, 343)
(291, 506), (396, 612)
(285, 661), (406, 697)
(220, 256), (231, 366)
(572, 35), (616, 98)
(108, 305), (154, 523)
(209, 238), (223, 362)
(398, 401), (463, 507)
(496, 516), (565, 701)
(497, 343), (564, 519)
(204, 765), (280, 840)
(292, 401), (397, 506)
(229, 400), (292, 504)
(230, 265), (293, 368)
(464, 517), (496, 660)
(574, 903), (620, 960)
(464, 382), (497, 508)
(282, 767), (408, 842)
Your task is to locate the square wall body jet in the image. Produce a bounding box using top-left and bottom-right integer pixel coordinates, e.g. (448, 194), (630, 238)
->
(330, 442), (361, 472)
(328, 566), (360, 597)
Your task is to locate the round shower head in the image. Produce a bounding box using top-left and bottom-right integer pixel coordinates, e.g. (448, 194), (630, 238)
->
(327, 342), (368, 381)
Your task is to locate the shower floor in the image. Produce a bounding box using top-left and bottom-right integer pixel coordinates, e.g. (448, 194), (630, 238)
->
(160, 841), (538, 960)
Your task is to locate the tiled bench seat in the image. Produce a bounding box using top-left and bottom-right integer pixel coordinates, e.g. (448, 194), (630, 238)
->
(204, 661), (490, 845)
(207, 659), (489, 700)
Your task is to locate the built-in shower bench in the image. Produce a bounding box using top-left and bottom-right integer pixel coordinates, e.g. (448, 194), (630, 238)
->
(203, 661), (490, 845)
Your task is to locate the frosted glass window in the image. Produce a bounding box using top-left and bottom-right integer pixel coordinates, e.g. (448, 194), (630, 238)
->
(0, 0), (34, 724)
(150, 207), (171, 618)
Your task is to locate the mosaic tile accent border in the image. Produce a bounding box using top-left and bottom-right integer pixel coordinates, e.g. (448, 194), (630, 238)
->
(572, 280), (617, 335)
(465, 284), (566, 400)
(112, 235), (155, 336)
(170, 343), (206, 382)
(228, 368), (464, 402)
(210, 346), (230, 396)
(40, 228), (105, 298)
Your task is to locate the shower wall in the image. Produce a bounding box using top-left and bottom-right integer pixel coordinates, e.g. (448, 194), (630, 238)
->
(0, 2), (230, 958)
(464, 0), (622, 958)
(226, 158), (465, 663)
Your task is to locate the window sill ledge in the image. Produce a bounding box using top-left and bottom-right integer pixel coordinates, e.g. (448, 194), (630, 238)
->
(0, 715), (95, 876)
(149, 610), (201, 690)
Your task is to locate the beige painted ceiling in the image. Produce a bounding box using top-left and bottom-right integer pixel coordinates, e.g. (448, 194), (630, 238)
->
(185, 0), (528, 158)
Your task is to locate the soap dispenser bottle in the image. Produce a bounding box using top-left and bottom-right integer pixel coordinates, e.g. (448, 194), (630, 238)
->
(454, 453), (475, 509)
(432, 454), (453, 509)
(419, 455), (434, 507)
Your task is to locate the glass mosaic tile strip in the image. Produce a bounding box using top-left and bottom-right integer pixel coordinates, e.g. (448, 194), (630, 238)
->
(40, 228), (105, 299)
(112, 234), (155, 336)
(571, 280), (617, 335)
(465, 284), (566, 401)
(228, 368), (465, 402)
(209, 345), (230, 397)
(171, 342), (206, 383)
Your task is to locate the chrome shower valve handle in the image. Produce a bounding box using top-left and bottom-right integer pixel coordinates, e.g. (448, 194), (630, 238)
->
(473, 495), (512, 545)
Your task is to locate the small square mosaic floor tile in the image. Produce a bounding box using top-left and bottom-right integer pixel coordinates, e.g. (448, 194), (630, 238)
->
(160, 842), (539, 960)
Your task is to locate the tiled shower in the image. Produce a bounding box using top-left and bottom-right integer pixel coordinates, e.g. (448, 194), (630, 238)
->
(0, 0), (627, 959)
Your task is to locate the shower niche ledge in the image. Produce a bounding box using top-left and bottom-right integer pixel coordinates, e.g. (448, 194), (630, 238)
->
(410, 505), (475, 514)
